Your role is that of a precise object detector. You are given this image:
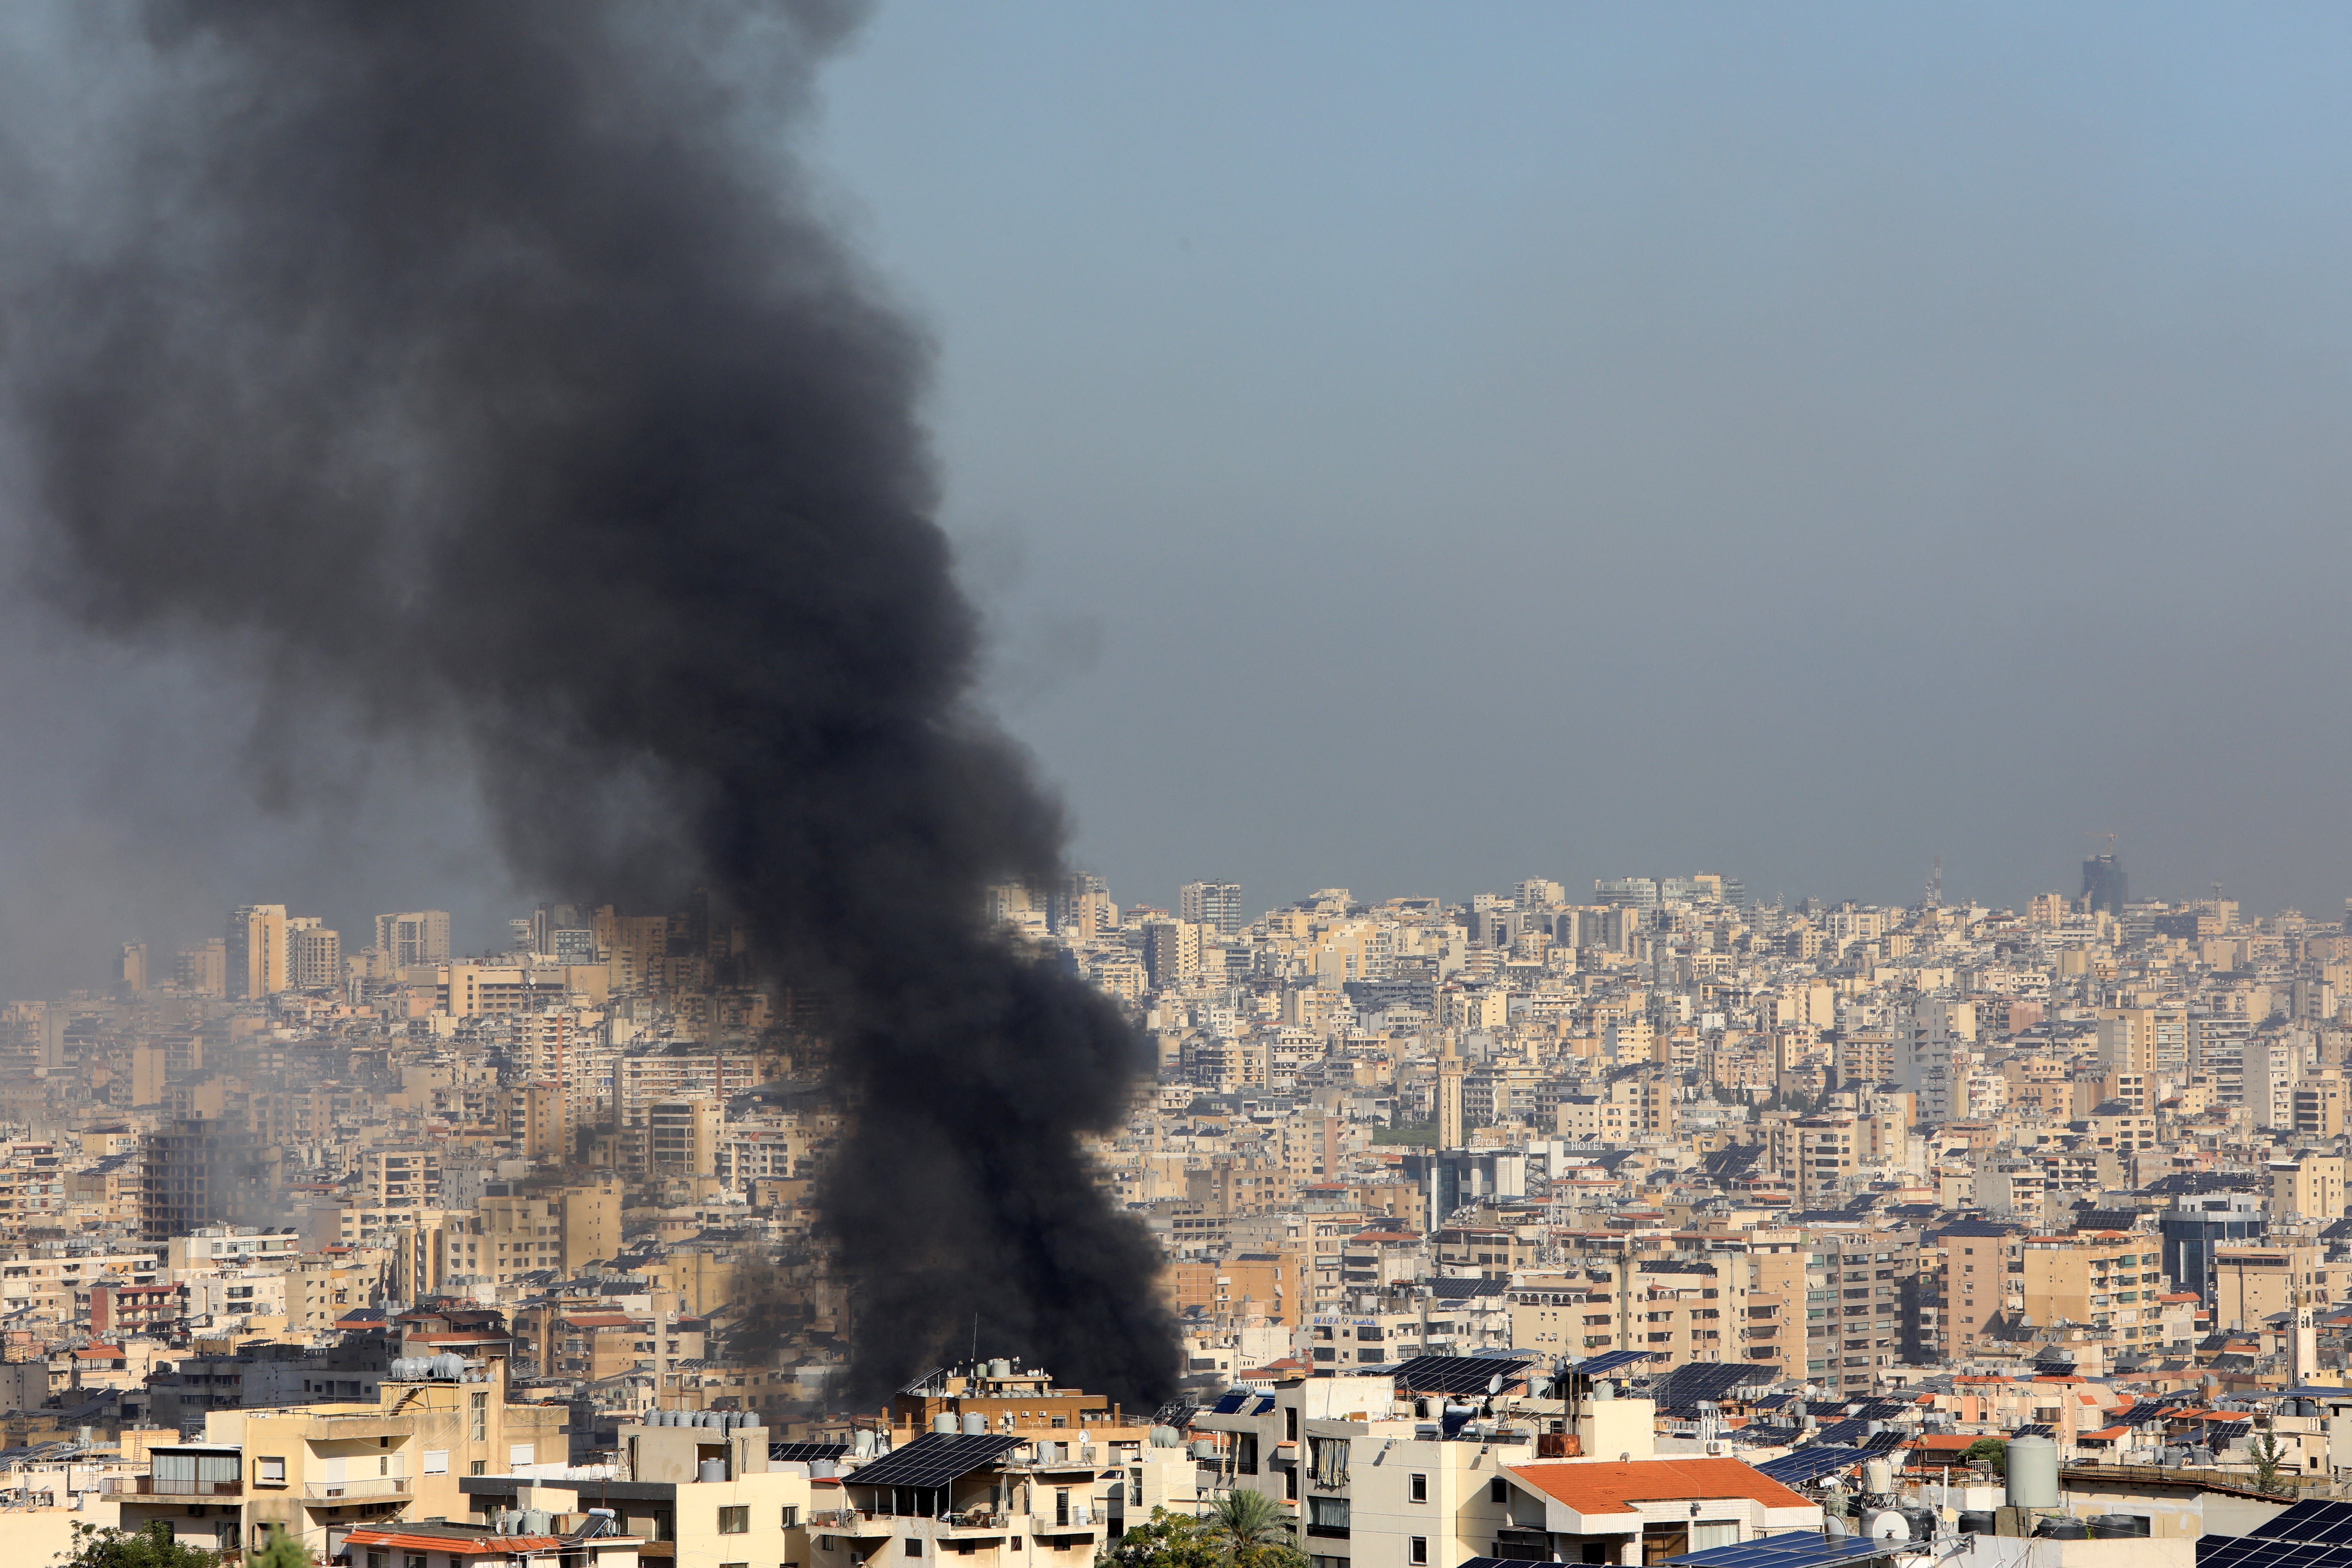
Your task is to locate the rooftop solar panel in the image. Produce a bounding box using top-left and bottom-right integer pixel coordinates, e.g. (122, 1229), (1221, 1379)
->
(1209, 1392), (1249, 1414)
(1755, 1446), (1871, 1485)
(769, 1442), (850, 1463)
(1570, 1350), (1653, 1378)
(2250, 1503), (2352, 1544)
(1391, 1354), (1535, 1396)
(1813, 1420), (1870, 1447)
(2011, 1424), (2054, 1439)
(1666, 1528), (1901, 1568)
(2199, 1539), (2352, 1568)
(1859, 1432), (1910, 1454)
(842, 1433), (1023, 1490)
(1251, 1398), (1276, 1415)
(1652, 1362), (1774, 1409)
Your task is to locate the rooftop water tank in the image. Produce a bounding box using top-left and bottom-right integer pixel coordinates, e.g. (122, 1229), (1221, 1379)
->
(1957, 1512), (1996, 1536)
(1862, 1460), (1893, 1496)
(2006, 1436), (2060, 1510)
(699, 1458), (729, 1483)
(963, 1413), (988, 1436)
(852, 1431), (876, 1457)
(933, 1413), (958, 1434)
(434, 1353), (467, 1380)
(989, 1359), (1012, 1379)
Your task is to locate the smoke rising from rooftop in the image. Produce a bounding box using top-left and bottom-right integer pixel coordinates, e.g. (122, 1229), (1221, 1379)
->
(0, 0), (1174, 1405)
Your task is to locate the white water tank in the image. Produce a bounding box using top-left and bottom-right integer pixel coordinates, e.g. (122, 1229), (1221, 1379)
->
(2006, 1436), (2060, 1509)
(963, 1413), (988, 1436)
(1863, 1460), (1893, 1496)
(988, 1359), (1012, 1379)
(932, 1413), (958, 1434)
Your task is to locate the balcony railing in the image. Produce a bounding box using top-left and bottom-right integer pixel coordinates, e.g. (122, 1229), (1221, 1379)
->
(300, 1476), (411, 1502)
(106, 1477), (242, 1498)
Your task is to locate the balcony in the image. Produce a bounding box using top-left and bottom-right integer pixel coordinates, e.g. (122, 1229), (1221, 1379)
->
(808, 1510), (897, 1538)
(936, 1511), (1014, 1535)
(106, 1476), (243, 1498)
(300, 1475), (411, 1502)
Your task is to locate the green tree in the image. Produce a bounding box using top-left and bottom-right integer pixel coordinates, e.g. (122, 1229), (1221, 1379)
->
(1960, 1438), (2008, 1478)
(1102, 1508), (1220, 1568)
(2250, 1432), (2291, 1497)
(1196, 1491), (1306, 1568)
(57, 1520), (222, 1568)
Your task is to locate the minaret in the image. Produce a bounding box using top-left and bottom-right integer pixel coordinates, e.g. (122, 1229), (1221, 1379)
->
(1438, 1033), (1465, 1150)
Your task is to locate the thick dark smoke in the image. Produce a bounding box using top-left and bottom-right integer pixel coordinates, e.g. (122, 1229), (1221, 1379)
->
(0, 1), (1175, 1407)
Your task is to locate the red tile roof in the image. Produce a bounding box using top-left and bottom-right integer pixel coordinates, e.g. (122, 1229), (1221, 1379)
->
(343, 1531), (560, 1555)
(1506, 1458), (1809, 1514)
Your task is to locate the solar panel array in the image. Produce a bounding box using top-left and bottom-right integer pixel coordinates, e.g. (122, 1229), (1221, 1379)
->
(1665, 1528), (1902, 1568)
(1570, 1350), (1651, 1377)
(1652, 1362), (1772, 1409)
(2011, 1424), (2055, 1439)
(842, 1433), (1023, 1490)
(2203, 1535), (2352, 1568)
(1209, 1392), (1250, 1414)
(1755, 1446), (1871, 1486)
(2115, 1401), (2172, 1428)
(769, 1442), (849, 1463)
(1458, 1558), (1558, 1568)
(1390, 1354), (1534, 1395)
(2248, 1502), (2352, 1543)
(1813, 1420), (1870, 1446)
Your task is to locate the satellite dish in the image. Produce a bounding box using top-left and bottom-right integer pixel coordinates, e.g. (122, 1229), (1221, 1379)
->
(1487, 1374), (1504, 1396)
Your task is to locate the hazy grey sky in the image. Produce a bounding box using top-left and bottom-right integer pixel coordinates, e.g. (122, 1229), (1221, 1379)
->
(6, 2), (2352, 992)
(814, 2), (2352, 920)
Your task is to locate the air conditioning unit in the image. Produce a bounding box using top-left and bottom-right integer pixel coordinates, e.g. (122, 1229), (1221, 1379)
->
(1704, 1441), (1727, 1456)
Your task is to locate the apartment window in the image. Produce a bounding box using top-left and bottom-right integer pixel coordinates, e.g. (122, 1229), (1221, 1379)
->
(1410, 1541), (1427, 1566)
(905, 1544), (923, 1559)
(1409, 1474), (1427, 1503)
(720, 1507), (750, 1534)
(471, 1390), (488, 1442)
(1306, 1498), (1350, 1539)
(782, 1508), (800, 1529)
(1489, 1478), (1507, 1504)
(255, 1456), (286, 1486)
(406, 1556), (427, 1568)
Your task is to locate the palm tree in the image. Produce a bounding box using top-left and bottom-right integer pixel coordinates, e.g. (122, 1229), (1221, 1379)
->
(1197, 1490), (1304, 1568)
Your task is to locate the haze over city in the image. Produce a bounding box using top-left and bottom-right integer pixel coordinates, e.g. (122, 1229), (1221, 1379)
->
(0, 12), (2348, 1568)
(3, 4), (2352, 989)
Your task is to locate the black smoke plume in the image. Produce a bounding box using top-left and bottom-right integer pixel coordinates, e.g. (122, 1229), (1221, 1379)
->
(0, 1), (1175, 1407)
